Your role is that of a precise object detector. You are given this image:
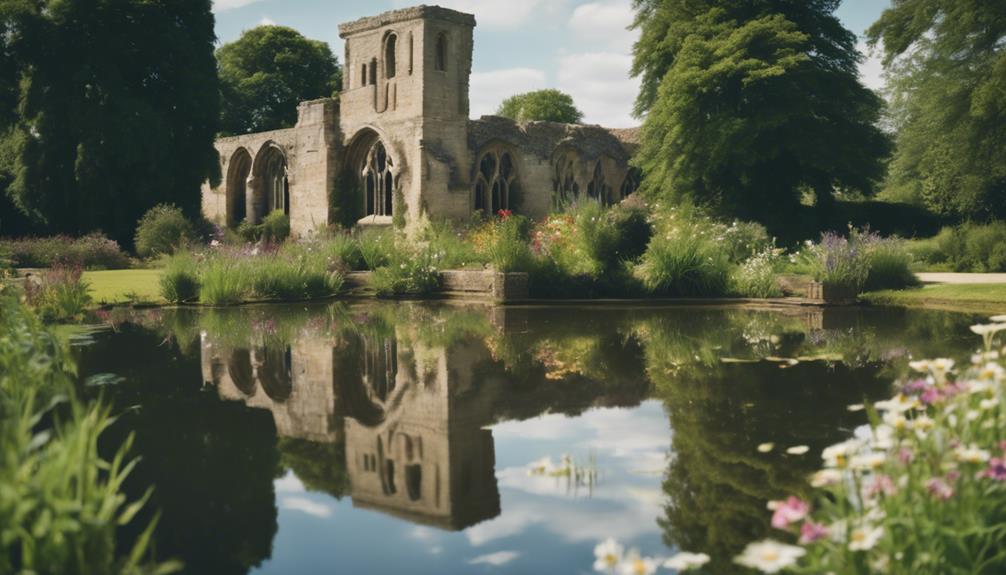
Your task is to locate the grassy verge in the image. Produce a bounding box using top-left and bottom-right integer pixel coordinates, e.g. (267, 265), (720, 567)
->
(862, 283), (1006, 313)
(84, 269), (163, 305)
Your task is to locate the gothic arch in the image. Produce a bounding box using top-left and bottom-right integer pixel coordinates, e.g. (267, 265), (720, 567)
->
(620, 167), (641, 199)
(252, 142), (289, 222)
(227, 348), (256, 397)
(226, 148), (252, 228)
(256, 346), (293, 403)
(551, 149), (582, 210)
(345, 128), (399, 220)
(586, 159), (615, 205)
(435, 32), (448, 71)
(473, 144), (520, 215)
(384, 32), (398, 79)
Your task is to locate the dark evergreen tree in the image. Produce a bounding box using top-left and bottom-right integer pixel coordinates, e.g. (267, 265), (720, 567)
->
(0, 0), (220, 245)
(217, 25), (342, 136)
(631, 1), (891, 230)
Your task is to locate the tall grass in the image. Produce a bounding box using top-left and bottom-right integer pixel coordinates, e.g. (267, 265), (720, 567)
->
(636, 210), (732, 297)
(160, 252), (200, 304)
(0, 292), (178, 574)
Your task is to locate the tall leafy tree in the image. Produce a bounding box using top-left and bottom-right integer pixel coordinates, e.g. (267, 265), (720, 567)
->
(631, 1), (891, 229)
(869, 1), (1006, 219)
(217, 26), (342, 136)
(496, 89), (584, 124)
(0, 0), (220, 245)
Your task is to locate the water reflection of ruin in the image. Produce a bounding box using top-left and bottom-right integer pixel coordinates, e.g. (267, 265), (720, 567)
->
(200, 307), (649, 531)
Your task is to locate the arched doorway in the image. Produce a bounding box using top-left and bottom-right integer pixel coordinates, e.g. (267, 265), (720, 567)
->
(344, 130), (397, 220)
(552, 150), (580, 210)
(226, 148), (252, 228)
(252, 144), (288, 223)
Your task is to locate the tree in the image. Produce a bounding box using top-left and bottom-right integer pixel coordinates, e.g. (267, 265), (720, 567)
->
(630, 1), (891, 230)
(218, 26), (342, 136)
(496, 89), (583, 124)
(868, 1), (1006, 220)
(0, 0), (220, 246)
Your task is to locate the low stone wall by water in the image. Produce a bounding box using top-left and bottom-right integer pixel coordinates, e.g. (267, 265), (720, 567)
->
(343, 270), (529, 302)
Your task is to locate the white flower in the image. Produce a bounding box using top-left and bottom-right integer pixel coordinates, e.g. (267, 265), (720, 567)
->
(980, 398), (999, 411)
(990, 315), (1006, 323)
(908, 360), (931, 373)
(593, 538), (624, 572)
(810, 468), (844, 488)
(757, 443), (775, 453)
(970, 323), (1006, 336)
(847, 403), (865, 412)
(874, 394), (919, 413)
(663, 552), (710, 571)
(955, 444), (991, 464)
(848, 524), (884, 552)
(977, 362), (1005, 382)
(822, 439), (863, 469)
(734, 540), (806, 573)
(850, 452), (886, 471)
(617, 551), (658, 575)
(786, 445), (810, 455)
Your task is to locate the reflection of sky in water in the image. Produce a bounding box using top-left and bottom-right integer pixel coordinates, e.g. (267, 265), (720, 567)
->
(254, 401), (671, 574)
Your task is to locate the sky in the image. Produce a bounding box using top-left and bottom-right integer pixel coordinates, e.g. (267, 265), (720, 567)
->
(212, 0), (891, 129)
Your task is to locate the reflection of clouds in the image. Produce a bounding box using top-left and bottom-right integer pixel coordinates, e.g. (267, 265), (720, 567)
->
(274, 471), (304, 494)
(492, 401), (671, 469)
(469, 551), (520, 566)
(471, 403), (672, 548)
(280, 497), (333, 519)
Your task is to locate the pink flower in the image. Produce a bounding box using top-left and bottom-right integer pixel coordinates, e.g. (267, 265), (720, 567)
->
(770, 497), (810, 530)
(926, 478), (955, 501)
(799, 521), (830, 545)
(981, 458), (1006, 481)
(898, 448), (915, 465)
(919, 387), (942, 406)
(866, 474), (896, 498)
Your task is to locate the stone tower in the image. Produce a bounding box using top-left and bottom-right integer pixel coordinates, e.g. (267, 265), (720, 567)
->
(338, 6), (476, 225)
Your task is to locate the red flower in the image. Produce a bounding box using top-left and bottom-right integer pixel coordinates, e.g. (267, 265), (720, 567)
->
(497, 209), (513, 220)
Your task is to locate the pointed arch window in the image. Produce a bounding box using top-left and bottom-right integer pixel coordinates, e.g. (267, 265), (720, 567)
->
(620, 167), (640, 199)
(361, 140), (395, 217)
(474, 148), (518, 215)
(586, 161), (613, 205)
(552, 153), (580, 209)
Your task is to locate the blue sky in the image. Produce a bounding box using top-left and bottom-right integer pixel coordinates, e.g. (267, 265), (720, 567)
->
(213, 0), (890, 128)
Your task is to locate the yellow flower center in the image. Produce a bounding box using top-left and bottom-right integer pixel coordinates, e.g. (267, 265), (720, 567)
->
(852, 530), (866, 543)
(761, 549), (779, 562)
(605, 554), (617, 566)
(632, 559), (646, 575)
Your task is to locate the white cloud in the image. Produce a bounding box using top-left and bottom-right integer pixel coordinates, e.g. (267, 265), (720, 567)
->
(213, 0), (265, 13)
(857, 41), (886, 94)
(258, 16), (276, 27)
(280, 496), (333, 518)
(470, 67), (548, 118)
(393, 0), (568, 28)
(556, 52), (641, 128)
(469, 551), (521, 567)
(274, 471), (304, 493)
(570, 1), (638, 52)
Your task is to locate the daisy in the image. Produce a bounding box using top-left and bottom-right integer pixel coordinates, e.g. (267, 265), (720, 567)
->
(734, 540), (805, 573)
(848, 524), (884, 552)
(663, 552), (710, 571)
(593, 538), (624, 572)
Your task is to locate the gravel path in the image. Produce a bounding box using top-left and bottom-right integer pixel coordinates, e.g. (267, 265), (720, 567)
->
(917, 273), (1006, 285)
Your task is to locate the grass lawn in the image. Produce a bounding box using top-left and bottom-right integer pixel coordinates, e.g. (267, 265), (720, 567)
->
(83, 269), (163, 305)
(862, 284), (1006, 313)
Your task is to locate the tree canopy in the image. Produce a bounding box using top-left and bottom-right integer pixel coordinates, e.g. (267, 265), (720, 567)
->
(630, 0), (891, 229)
(496, 89), (584, 124)
(0, 0), (220, 245)
(218, 26), (342, 136)
(869, 0), (1006, 220)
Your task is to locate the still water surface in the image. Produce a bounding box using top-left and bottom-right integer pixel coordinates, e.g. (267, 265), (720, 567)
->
(73, 303), (982, 574)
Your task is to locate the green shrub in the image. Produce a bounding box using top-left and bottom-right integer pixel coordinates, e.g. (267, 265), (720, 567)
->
(910, 223), (1006, 272)
(1, 233), (131, 269)
(610, 202), (653, 263)
(485, 215), (534, 273)
(636, 209), (732, 297)
(357, 228), (395, 270)
(160, 253), (201, 303)
(23, 265), (93, 322)
(864, 238), (918, 291)
(318, 233), (366, 270)
(251, 256), (341, 301)
(135, 204), (197, 258)
(260, 210), (291, 243)
(732, 249), (783, 298)
(0, 294), (175, 574)
(421, 219), (486, 269)
(371, 248), (442, 297)
(722, 220), (774, 263)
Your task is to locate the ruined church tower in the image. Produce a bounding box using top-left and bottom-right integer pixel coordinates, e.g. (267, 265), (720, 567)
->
(338, 6), (476, 224)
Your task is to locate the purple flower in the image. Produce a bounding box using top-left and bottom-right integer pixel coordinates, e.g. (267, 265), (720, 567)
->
(926, 478), (955, 501)
(769, 497), (810, 530)
(799, 521), (830, 545)
(982, 458), (1006, 481)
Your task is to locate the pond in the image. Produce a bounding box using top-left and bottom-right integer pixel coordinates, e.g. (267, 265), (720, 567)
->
(73, 302), (983, 574)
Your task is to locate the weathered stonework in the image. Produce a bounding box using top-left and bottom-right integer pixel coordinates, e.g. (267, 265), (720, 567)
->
(201, 4), (639, 237)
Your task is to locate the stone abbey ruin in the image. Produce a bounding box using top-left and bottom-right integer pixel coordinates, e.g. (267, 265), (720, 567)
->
(202, 4), (639, 236)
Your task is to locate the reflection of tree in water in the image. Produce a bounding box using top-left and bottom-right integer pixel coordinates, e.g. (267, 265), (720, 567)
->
(76, 325), (279, 575)
(644, 312), (893, 574)
(279, 438), (349, 499)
